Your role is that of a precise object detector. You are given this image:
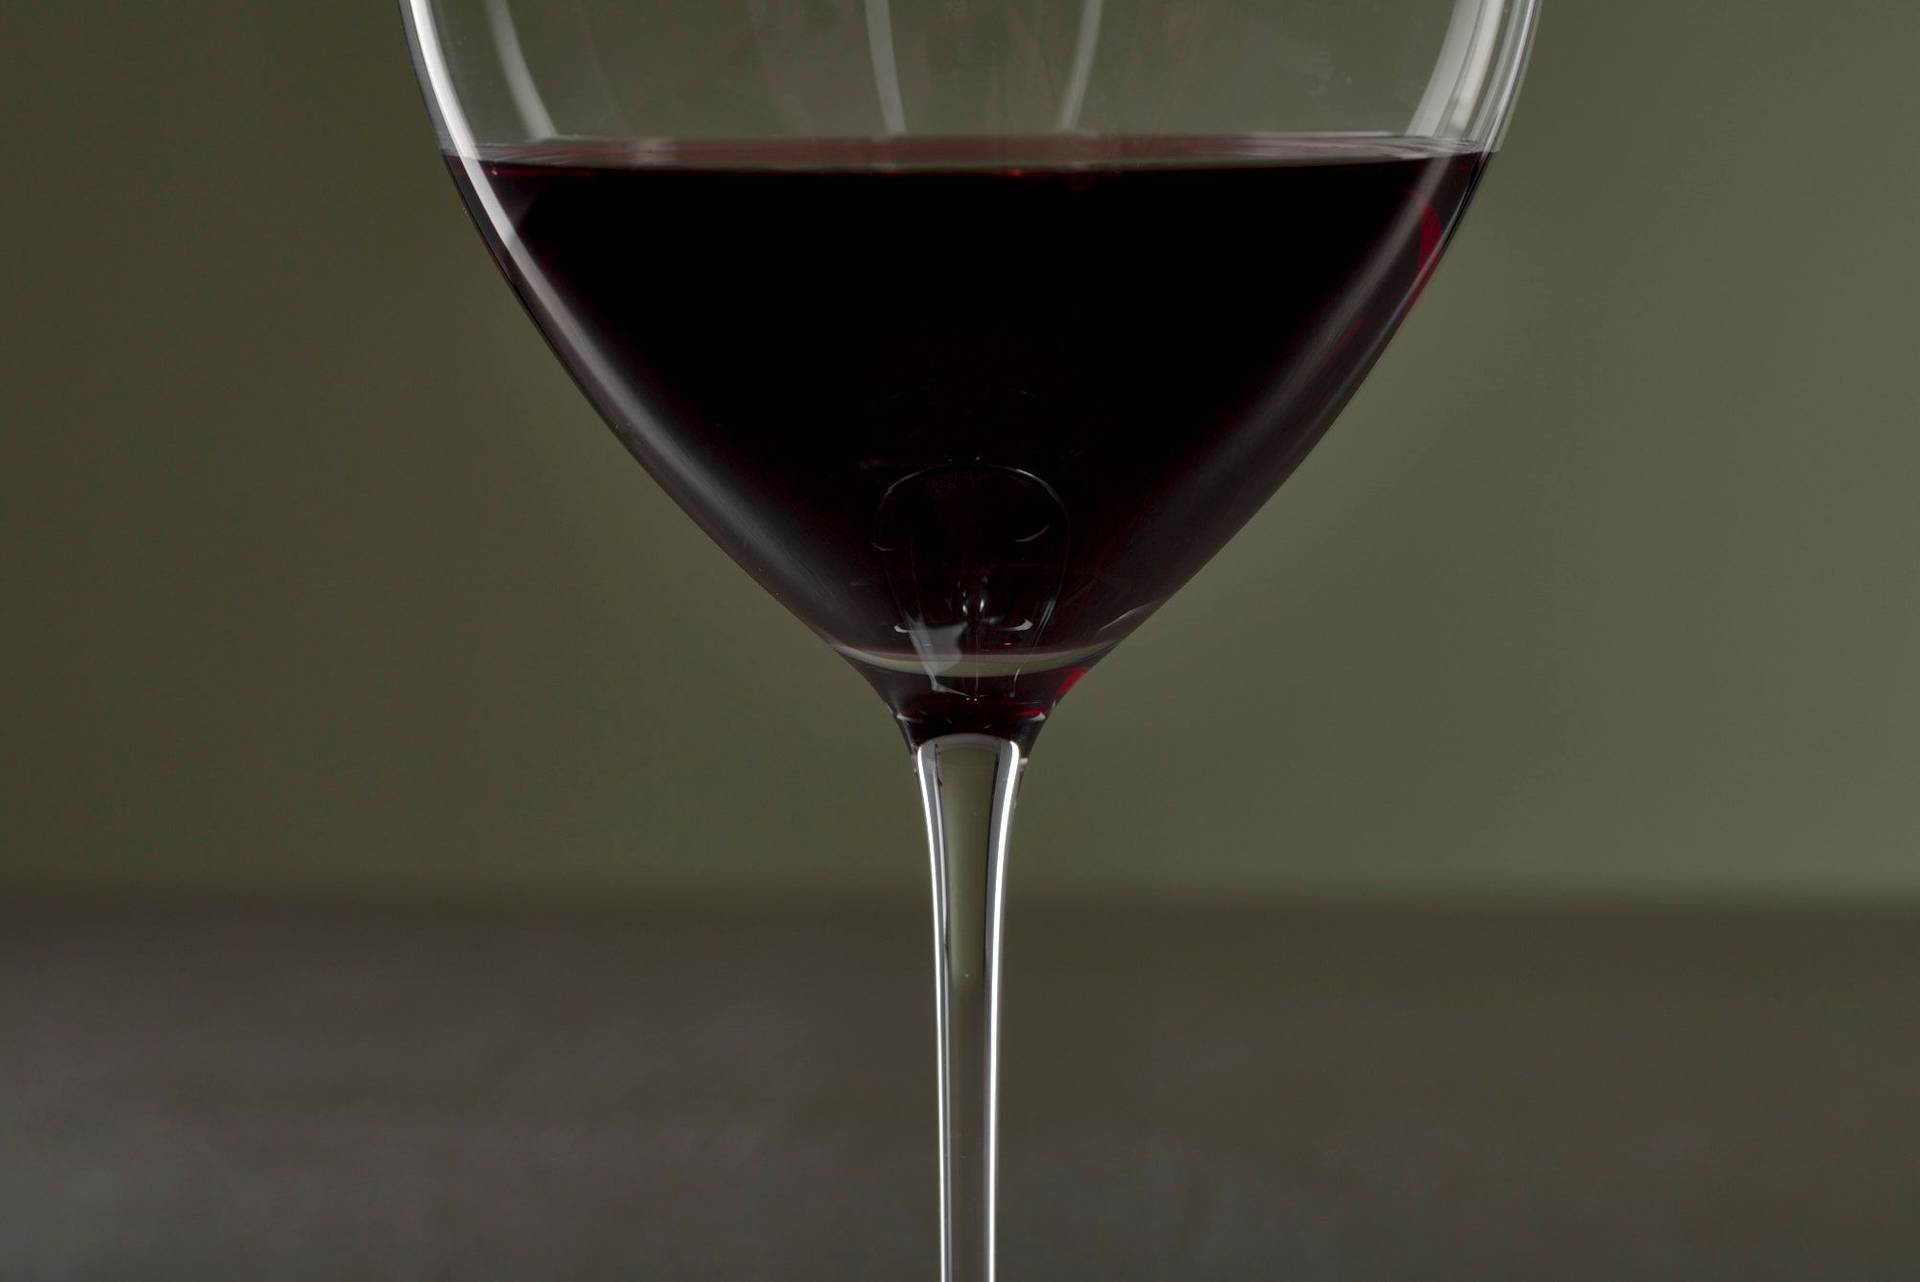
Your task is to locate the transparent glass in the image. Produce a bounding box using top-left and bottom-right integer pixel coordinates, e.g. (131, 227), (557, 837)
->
(399, 1), (1537, 1276)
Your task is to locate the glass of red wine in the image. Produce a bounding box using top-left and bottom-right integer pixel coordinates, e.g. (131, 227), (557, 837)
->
(401, 1), (1538, 1275)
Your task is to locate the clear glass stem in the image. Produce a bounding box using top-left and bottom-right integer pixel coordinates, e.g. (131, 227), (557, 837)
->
(914, 732), (1024, 1282)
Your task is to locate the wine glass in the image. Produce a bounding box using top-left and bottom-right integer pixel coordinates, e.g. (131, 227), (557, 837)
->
(399, 0), (1538, 1275)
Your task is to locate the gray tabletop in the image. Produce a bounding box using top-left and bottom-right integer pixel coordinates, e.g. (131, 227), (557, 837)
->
(3, 894), (1915, 1280)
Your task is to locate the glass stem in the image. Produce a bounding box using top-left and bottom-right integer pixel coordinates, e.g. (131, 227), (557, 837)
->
(914, 732), (1023, 1282)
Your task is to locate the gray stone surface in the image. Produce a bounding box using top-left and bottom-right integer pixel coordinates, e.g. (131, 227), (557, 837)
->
(2, 895), (1916, 1279)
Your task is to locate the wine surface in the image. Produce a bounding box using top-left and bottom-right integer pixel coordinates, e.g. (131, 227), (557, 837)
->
(448, 137), (1487, 746)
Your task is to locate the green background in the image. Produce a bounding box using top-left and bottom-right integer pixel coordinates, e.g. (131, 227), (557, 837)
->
(5, 1), (1918, 903)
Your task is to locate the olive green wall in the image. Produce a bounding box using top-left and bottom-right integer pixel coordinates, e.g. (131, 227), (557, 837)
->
(5, 2), (1918, 902)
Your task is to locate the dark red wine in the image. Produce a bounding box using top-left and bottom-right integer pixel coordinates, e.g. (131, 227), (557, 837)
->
(447, 137), (1487, 747)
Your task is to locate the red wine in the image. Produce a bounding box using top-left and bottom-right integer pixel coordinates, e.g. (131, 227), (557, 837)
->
(447, 137), (1487, 747)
